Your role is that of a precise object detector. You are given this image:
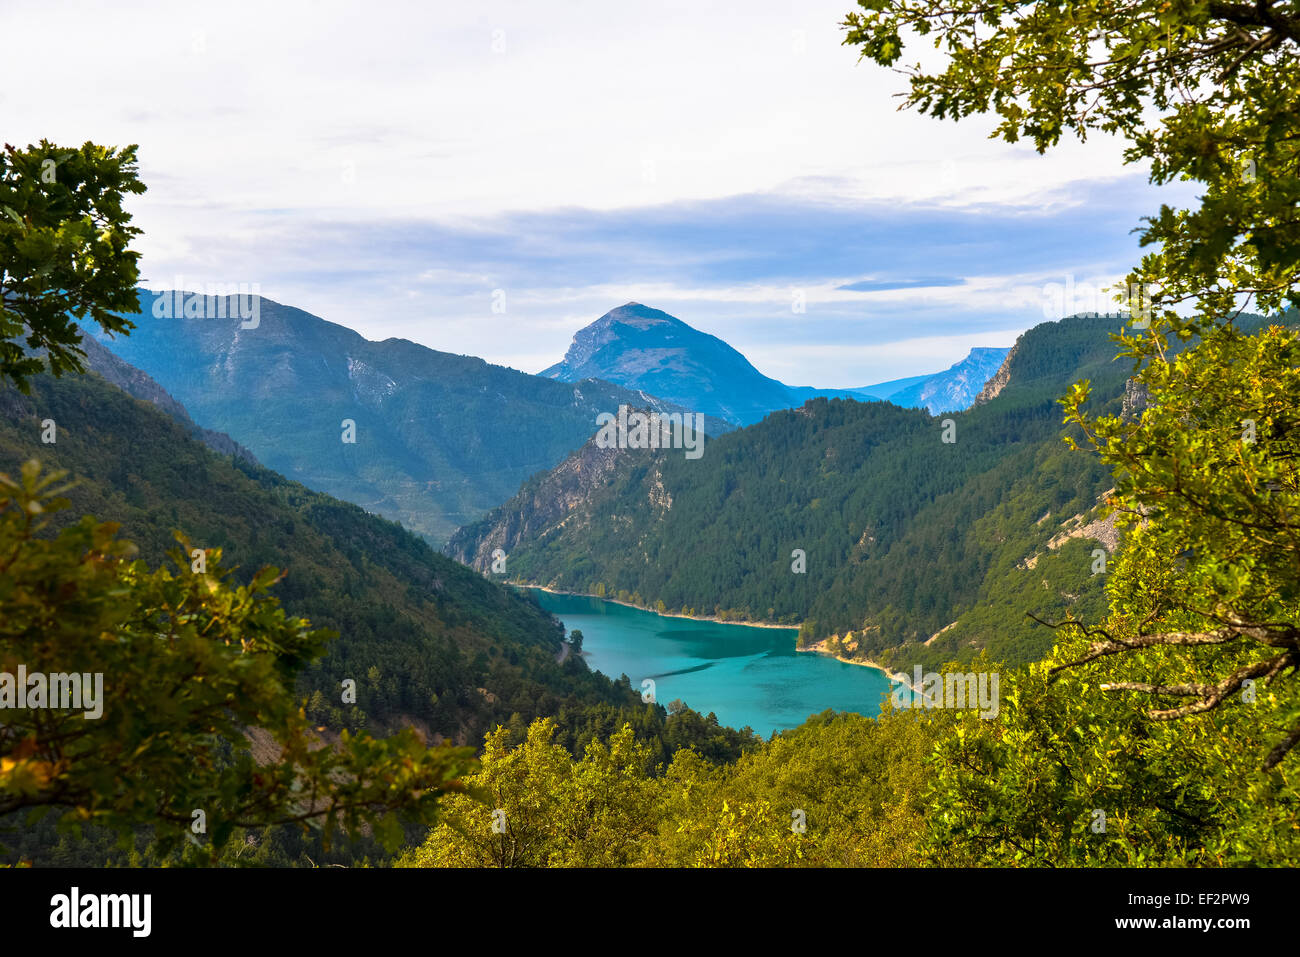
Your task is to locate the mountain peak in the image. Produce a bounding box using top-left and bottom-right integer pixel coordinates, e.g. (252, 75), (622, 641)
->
(592, 302), (685, 329)
(540, 304), (793, 425)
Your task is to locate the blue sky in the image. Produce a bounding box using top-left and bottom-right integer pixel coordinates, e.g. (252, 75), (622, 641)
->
(3, 0), (1195, 385)
(138, 172), (1190, 385)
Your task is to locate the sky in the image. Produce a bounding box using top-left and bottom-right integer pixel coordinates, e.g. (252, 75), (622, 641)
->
(1, 0), (1194, 386)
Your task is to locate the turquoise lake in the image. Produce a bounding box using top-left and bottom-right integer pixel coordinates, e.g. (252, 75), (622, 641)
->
(530, 590), (893, 738)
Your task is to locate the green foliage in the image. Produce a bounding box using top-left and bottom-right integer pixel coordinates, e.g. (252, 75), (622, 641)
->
(0, 460), (476, 860)
(398, 718), (662, 867)
(923, 634), (1298, 865)
(399, 706), (940, 868)
(458, 314), (1137, 666)
(1054, 318), (1300, 768)
(648, 706), (940, 867)
(0, 141), (145, 391)
(842, 0), (1298, 330)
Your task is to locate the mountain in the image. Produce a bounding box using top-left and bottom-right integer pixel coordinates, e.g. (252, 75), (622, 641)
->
(847, 373), (933, 401)
(450, 315), (1156, 670)
(885, 346), (1012, 414)
(461, 311), (1289, 670)
(540, 302), (800, 426)
(85, 293), (729, 545)
(76, 335), (258, 464)
(541, 302), (1009, 425)
(0, 358), (652, 749)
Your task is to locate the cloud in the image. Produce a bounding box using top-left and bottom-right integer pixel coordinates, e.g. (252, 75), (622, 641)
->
(838, 278), (968, 292)
(1, 0), (1196, 385)
(117, 171), (1186, 383)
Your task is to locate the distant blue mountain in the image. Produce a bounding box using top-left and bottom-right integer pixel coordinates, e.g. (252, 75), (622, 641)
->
(542, 303), (1009, 424)
(540, 303), (797, 426)
(884, 347), (1011, 414)
(846, 373), (933, 401)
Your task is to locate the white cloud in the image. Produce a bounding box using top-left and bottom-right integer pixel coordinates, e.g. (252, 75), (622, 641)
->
(2, 0), (1153, 385)
(3, 0), (1134, 220)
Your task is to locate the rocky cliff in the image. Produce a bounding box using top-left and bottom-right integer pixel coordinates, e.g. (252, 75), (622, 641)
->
(446, 434), (629, 573)
(973, 340), (1020, 406)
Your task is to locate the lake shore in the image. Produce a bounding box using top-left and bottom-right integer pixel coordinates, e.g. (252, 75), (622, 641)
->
(519, 583), (800, 631)
(525, 584), (903, 733)
(521, 583), (919, 691)
(797, 638), (918, 691)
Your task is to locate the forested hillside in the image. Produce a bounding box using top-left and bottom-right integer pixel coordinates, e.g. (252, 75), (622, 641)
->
(0, 366), (649, 743)
(0, 360), (766, 865)
(87, 293), (729, 544)
(452, 313), (1282, 669)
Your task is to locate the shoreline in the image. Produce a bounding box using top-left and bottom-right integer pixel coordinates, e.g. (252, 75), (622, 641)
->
(519, 583), (800, 631)
(796, 638), (917, 690)
(518, 582), (918, 691)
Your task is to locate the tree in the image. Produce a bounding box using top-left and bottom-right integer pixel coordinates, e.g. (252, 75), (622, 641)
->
(0, 141), (146, 391)
(397, 718), (659, 867)
(1057, 324), (1300, 767)
(0, 462), (476, 858)
(0, 139), (487, 859)
(843, 1), (1300, 863)
(844, 0), (1300, 766)
(568, 628), (584, 653)
(922, 644), (1299, 865)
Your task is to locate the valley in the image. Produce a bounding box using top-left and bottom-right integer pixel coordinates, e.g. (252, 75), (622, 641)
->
(8, 0), (1300, 882)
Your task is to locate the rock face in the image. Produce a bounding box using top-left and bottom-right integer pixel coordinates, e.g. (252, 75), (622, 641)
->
(888, 346), (1012, 414)
(973, 340), (1020, 406)
(1122, 378), (1152, 420)
(1046, 509), (1121, 553)
(446, 433), (628, 572)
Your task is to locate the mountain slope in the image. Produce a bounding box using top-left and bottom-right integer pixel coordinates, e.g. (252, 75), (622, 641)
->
(542, 302), (1008, 425)
(451, 315), (1155, 669)
(885, 347), (1012, 414)
(86, 293), (725, 545)
(541, 302), (798, 426)
(0, 362), (646, 746)
(77, 335), (258, 463)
